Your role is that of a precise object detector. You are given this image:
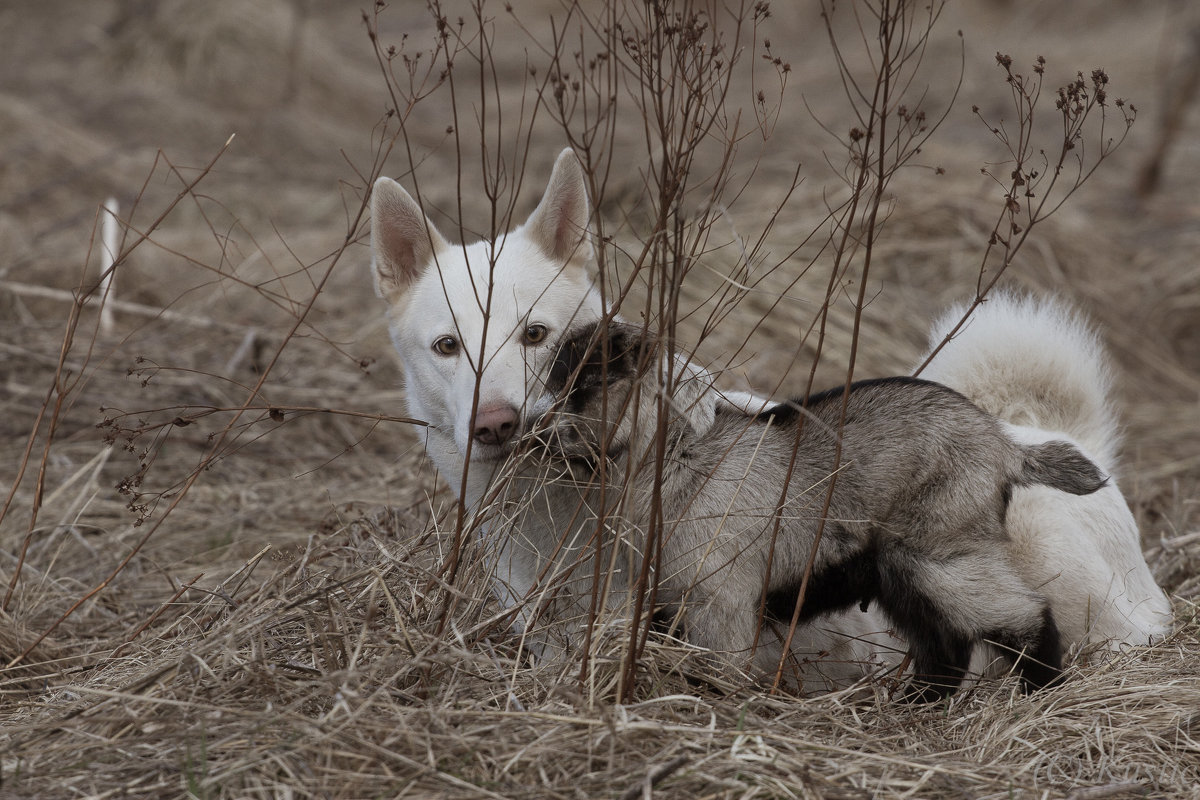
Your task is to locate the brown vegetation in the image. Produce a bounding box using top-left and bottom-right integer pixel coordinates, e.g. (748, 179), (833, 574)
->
(1, 1), (1197, 797)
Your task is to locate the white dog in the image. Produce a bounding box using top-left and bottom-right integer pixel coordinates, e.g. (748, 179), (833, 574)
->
(369, 149), (1169, 689)
(371, 149), (696, 631)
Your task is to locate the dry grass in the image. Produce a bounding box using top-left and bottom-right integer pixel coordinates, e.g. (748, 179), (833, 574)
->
(2, 1), (1198, 798)
(1, 500), (1196, 798)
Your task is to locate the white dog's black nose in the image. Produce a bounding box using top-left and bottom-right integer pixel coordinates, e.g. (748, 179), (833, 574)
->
(473, 405), (519, 446)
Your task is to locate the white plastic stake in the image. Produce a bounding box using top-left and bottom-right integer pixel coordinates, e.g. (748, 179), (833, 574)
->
(99, 196), (119, 336)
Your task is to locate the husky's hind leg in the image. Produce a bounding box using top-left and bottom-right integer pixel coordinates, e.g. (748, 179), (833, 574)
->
(986, 606), (1064, 692)
(878, 546), (1061, 700)
(875, 575), (974, 701)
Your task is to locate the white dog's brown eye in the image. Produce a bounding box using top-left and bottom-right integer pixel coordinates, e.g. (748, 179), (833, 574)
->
(433, 336), (459, 356)
(523, 324), (548, 345)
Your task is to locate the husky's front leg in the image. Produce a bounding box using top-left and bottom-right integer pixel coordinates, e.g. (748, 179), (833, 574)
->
(483, 501), (610, 664)
(478, 520), (559, 659)
(676, 592), (764, 677)
(483, 534), (532, 620)
(485, 547), (578, 664)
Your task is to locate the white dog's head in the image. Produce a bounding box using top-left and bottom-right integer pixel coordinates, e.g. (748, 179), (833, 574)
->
(370, 149), (604, 494)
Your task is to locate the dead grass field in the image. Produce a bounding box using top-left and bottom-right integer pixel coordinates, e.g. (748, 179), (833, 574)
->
(1, 1), (1198, 797)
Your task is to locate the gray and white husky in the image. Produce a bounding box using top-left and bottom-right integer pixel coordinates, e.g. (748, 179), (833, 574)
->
(512, 322), (1107, 698)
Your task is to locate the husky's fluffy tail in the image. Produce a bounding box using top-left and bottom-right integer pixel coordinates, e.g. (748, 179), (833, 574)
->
(918, 291), (1120, 471)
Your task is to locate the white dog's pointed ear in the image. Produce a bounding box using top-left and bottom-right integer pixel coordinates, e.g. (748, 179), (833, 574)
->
(525, 148), (593, 265)
(370, 177), (448, 304)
